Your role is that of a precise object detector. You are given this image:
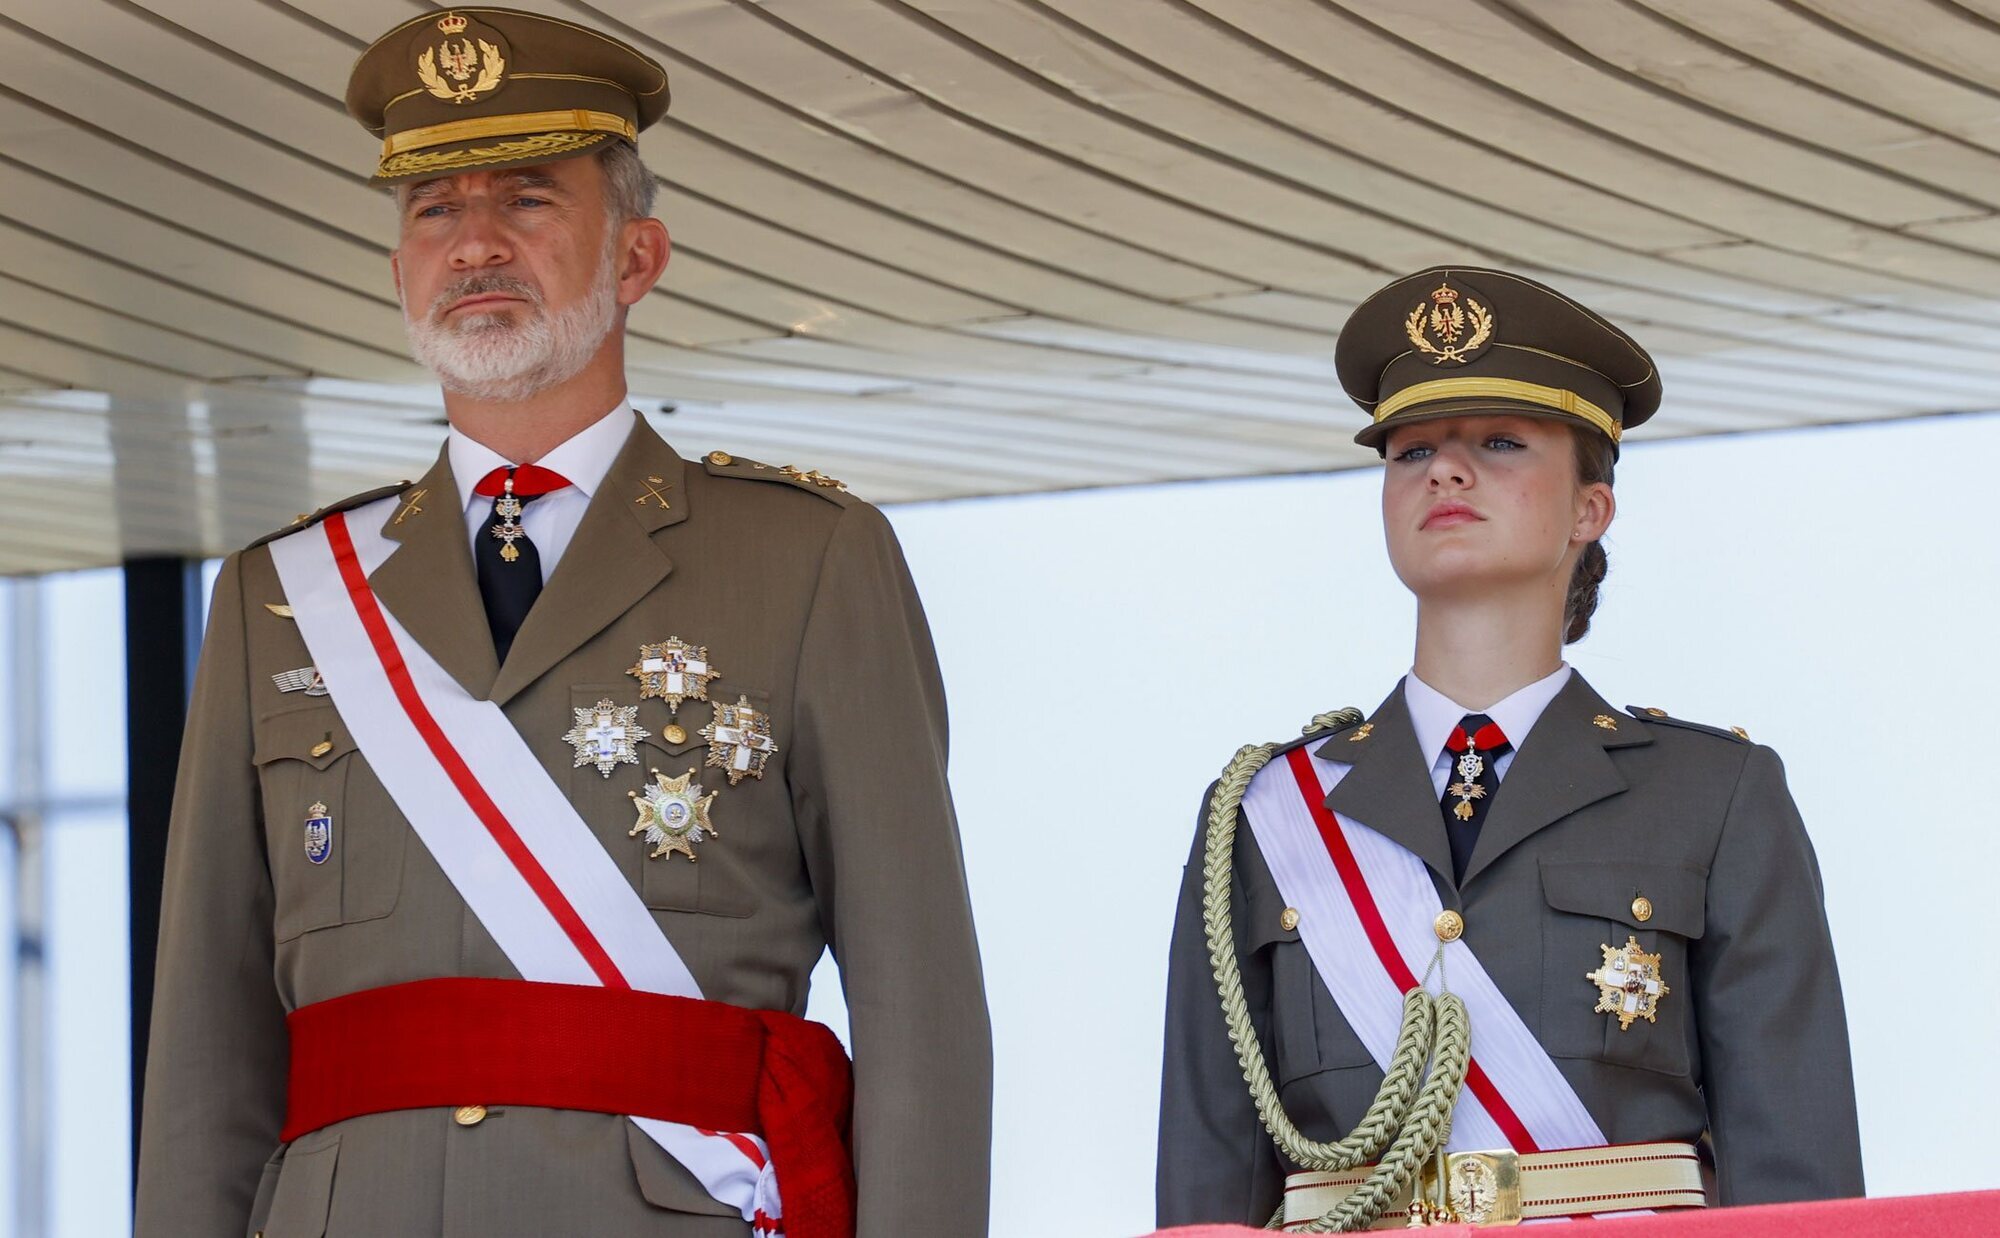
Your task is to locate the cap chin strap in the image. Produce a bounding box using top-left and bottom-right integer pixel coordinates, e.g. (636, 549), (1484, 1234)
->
(1204, 710), (1472, 1232)
(1374, 376), (1621, 443)
(384, 108), (637, 157)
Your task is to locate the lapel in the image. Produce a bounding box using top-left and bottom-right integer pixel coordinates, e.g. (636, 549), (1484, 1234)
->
(489, 417), (688, 706)
(367, 447), (500, 701)
(1459, 673), (1653, 886)
(1317, 683), (1457, 887)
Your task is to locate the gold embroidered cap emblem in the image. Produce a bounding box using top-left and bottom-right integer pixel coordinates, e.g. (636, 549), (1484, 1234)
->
(562, 699), (648, 778)
(416, 14), (507, 105)
(1404, 282), (1495, 366)
(1586, 935), (1670, 1031)
(702, 695), (778, 785)
(628, 767), (717, 862)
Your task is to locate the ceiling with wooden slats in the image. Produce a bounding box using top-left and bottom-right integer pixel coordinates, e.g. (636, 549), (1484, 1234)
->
(3, 0), (1998, 572)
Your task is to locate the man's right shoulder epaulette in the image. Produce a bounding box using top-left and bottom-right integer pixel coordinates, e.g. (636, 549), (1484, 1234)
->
(242, 479), (414, 551)
(1252, 706), (1370, 764)
(699, 450), (858, 506)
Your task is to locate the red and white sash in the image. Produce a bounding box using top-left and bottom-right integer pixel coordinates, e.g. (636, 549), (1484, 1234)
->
(1241, 743), (1608, 1161)
(268, 499), (782, 1233)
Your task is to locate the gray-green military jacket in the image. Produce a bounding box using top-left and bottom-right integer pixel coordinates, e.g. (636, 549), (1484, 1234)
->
(135, 417), (992, 1237)
(1157, 674), (1863, 1225)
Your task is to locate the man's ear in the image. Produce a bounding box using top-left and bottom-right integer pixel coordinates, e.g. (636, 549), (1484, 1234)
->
(390, 250), (404, 304)
(616, 217), (671, 307)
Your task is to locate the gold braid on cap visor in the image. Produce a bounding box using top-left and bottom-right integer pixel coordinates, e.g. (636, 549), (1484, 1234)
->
(383, 109), (637, 156)
(1372, 376), (1622, 443)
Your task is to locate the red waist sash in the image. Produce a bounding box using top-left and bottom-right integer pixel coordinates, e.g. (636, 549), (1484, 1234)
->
(284, 977), (855, 1238)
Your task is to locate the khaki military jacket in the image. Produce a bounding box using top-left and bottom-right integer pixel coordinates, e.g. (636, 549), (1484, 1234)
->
(1157, 673), (1863, 1226)
(135, 417), (992, 1238)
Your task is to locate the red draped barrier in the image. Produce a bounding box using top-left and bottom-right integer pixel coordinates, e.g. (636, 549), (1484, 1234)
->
(1141, 1188), (1999, 1237)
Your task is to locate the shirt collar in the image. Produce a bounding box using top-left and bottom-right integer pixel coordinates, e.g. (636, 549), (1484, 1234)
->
(1404, 663), (1573, 765)
(447, 402), (637, 513)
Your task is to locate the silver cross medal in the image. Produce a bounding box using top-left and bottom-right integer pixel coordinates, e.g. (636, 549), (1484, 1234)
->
(563, 699), (648, 777)
(701, 696), (779, 785)
(490, 475), (528, 563)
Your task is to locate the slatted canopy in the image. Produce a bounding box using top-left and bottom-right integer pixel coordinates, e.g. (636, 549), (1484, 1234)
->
(2, 0), (1998, 572)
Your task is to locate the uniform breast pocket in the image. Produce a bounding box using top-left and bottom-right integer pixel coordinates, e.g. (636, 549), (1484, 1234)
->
(1242, 896), (1376, 1084)
(253, 704), (406, 942)
(1539, 858), (1705, 1077)
(568, 684), (759, 919)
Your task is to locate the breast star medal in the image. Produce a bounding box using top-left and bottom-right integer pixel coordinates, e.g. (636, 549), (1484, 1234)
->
(628, 767), (717, 861)
(1447, 748), (1487, 821)
(303, 802), (333, 866)
(1586, 936), (1670, 1031)
(702, 695), (778, 785)
(627, 638), (719, 718)
(490, 475), (528, 563)
(562, 699), (648, 778)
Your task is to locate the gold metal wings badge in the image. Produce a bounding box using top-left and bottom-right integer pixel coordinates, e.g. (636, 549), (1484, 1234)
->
(1405, 282), (1494, 365)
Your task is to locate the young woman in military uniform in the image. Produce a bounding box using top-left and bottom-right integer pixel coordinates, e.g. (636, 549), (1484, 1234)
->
(1156, 267), (1863, 1229)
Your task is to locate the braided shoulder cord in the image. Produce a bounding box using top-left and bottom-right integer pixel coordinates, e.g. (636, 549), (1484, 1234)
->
(1200, 711), (1471, 1231)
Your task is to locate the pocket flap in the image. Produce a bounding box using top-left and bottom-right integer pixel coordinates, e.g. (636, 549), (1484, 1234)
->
(626, 1122), (751, 1218)
(253, 706), (356, 770)
(263, 1134), (338, 1238)
(1540, 859), (1706, 938)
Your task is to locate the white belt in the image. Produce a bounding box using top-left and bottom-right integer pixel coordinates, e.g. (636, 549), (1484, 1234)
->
(1282, 1141), (1705, 1228)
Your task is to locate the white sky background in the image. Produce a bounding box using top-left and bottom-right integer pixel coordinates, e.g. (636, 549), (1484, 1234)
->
(804, 409), (2000, 1237)
(11, 411), (1998, 1237)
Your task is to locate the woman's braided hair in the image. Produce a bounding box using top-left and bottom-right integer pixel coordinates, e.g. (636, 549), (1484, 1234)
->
(1563, 427), (1616, 644)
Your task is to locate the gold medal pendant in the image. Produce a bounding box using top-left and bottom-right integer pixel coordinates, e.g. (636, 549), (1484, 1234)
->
(1447, 750), (1486, 820)
(562, 699), (648, 778)
(701, 695), (778, 785)
(1586, 936), (1670, 1030)
(489, 478), (528, 563)
(628, 767), (717, 861)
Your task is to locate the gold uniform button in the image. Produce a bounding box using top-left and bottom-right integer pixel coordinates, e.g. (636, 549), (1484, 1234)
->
(1434, 910), (1464, 942)
(707, 450), (733, 466)
(309, 740), (334, 758)
(1644, 707), (1668, 718)
(453, 1104), (488, 1127)
(664, 723), (687, 745)
(1279, 907), (1300, 932)
(1632, 896), (1654, 923)
(1730, 725), (1751, 740)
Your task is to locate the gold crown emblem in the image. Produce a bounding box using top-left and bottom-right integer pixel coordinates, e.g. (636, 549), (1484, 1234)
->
(1430, 283), (1460, 305)
(436, 12), (469, 34)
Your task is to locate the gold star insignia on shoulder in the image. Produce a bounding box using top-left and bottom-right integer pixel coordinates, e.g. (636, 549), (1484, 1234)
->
(628, 767), (717, 861)
(563, 699), (648, 778)
(778, 464), (846, 491)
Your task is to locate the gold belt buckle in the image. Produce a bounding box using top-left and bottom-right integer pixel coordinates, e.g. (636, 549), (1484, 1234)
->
(1416, 1150), (1522, 1226)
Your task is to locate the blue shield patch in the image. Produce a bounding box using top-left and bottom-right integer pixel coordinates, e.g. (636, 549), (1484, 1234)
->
(304, 804), (334, 865)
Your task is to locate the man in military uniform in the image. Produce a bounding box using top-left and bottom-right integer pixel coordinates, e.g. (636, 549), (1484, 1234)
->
(135, 9), (990, 1236)
(1157, 267), (1863, 1228)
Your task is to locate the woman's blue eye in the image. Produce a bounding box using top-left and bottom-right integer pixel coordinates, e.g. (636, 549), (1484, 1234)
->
(1485, 437), (1524, 451)
(1393, 445), (1434, 462)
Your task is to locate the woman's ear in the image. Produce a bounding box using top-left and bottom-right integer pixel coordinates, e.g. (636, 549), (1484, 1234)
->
(1574, 481), (1614, 543)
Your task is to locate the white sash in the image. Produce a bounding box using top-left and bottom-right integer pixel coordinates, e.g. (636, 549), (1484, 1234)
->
(1241, 742), (1607, 1157)
(268, 500), (782, 1234)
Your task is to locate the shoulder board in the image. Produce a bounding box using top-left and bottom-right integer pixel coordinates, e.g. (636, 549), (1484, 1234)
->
(1626, 706), (1752, 744)
(699, 450), (856, 506)
(243, 480), (414, 551)
(1263, 706), (1369, 761)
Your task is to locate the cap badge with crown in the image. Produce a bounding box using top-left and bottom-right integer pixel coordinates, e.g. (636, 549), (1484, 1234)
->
(415, 12), (507, 105)
(1404, 281), (1495, 365)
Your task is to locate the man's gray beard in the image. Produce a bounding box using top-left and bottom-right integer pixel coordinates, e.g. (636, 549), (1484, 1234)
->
(402, 248), (620, 403)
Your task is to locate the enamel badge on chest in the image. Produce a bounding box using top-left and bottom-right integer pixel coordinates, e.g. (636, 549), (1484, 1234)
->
(628, 767), (717, 861)
(562, 698), (648, 777)
(626, 638), (718, 715)
(702, 695), (777, 785)
(304, 802), (333, 865)
(1587, 935), (1670, 1030)
(272, 666), (330, 697)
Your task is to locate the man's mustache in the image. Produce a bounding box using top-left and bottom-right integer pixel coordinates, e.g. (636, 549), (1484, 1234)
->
(426, 274), (543, 322)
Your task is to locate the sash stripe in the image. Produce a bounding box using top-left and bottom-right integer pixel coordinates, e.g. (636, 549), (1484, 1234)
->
(325, 512), (628, 990)
(1283, 747), (1540, 1154)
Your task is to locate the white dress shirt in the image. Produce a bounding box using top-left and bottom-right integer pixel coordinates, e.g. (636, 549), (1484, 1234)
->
(1404, 664), (1572, 799)
(448, 402), (637, 584)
